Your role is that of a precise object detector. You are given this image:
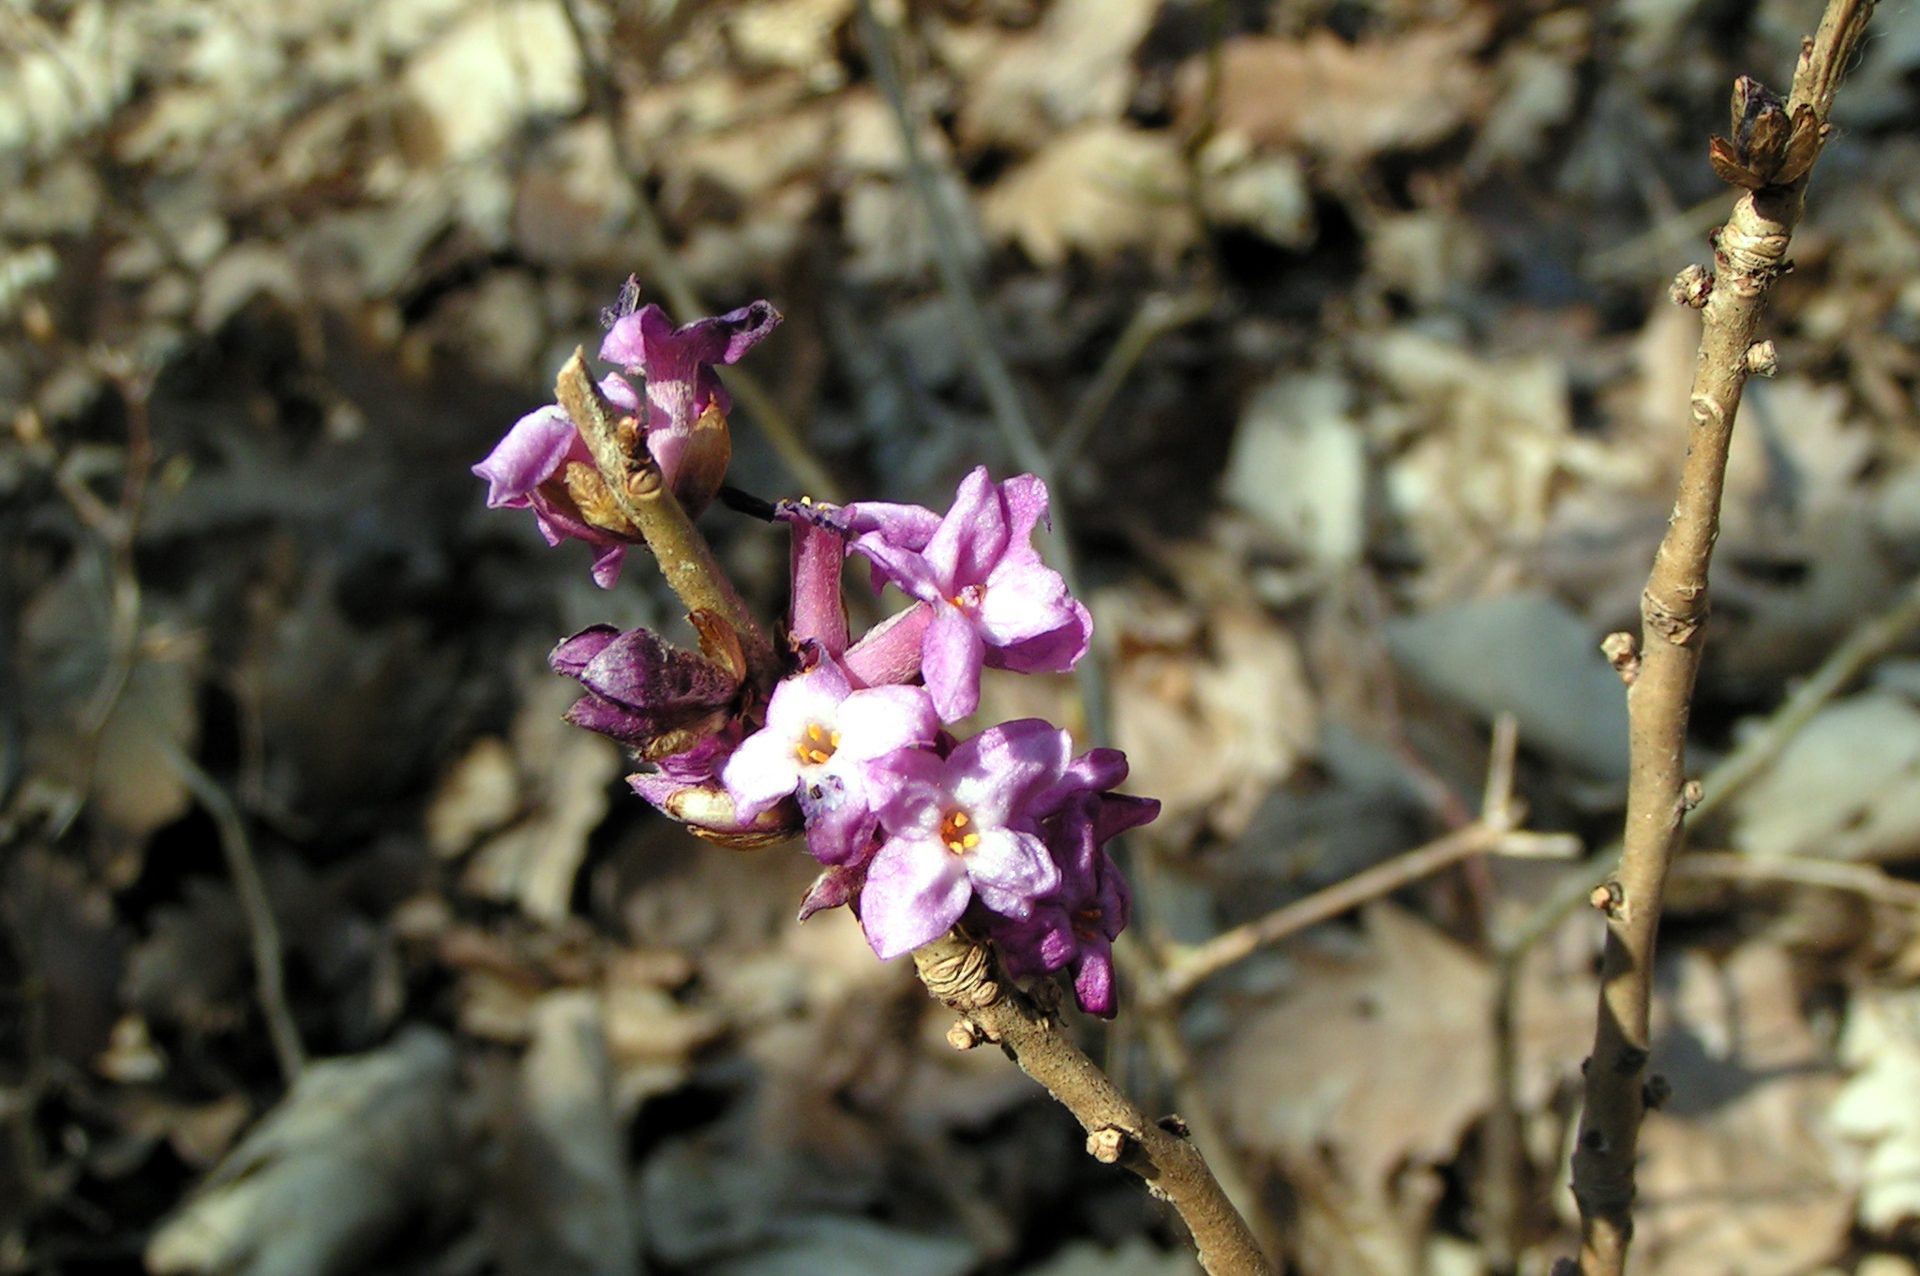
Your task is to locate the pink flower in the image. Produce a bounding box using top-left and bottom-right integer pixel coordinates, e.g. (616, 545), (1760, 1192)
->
(472, 291), (781, 586)
(857, 719), (1070, 959)
(844, 468), (1092, 722)
(600, 298), (780, 515)
(722, 662), (939, 865)
(473, 405), (633, 588)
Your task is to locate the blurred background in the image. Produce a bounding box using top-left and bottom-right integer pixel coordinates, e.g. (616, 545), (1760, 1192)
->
(8, 0), (1920, 1273)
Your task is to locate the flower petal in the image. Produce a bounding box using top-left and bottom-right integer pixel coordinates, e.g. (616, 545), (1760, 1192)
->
(841, 500), (942, 551)
(849, 529), (945, 601)
(977, 549), (1085, 646)
(1073, 943), (1117, 1018)
(964, 827), (1059, 918)
(948, 719), (1071, 828)
(985, 601), (1092, 674)
(834, 685), (939, 761)
(762, 661), (853, 737)
(920, 602), (986, 723)
(798, 771), (880, 866)
(865, 748), (951, 840)
(549, 626), (621, 677)
(1000, 473), (1052, 546)
(859, 836), (970, 959)
(589, 543), (627, 589)
(473, 405), (581, 508)
(721, 723), (805, 819)
(920, 466), (1007, 589)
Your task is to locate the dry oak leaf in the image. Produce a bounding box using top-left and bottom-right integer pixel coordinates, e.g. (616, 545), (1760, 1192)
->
(1102, 589), (1318, 841)
(938, 0), (1162, 149)
(1185, 14), (1494, 167)
(977, 122), (1196, 269)
(1208, 903), (1494, 1202)
(1627, 944), (1848, 1276)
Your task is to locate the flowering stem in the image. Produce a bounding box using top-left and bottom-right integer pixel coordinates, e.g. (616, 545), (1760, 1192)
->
(1568, 4), (1874, 1273)
(554, 350), (781, 689)
(913, 931), (1271, 1276)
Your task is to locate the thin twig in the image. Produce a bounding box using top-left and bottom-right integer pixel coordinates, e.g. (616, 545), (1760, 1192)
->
(1493, 569), (1920, 963)
(1142, 1006), (1289, 1263)
(1051, 292), (1214, 467)
(1152, 717), (1577, 1005)
(915, 931), (1272, 1276)
(1568, 7), (1876, 1272)
(1700, 574), (1920, 816)
(1672, 851), (1920, 909)
(160, 742), (305, 1087)
(554, 0), (842, 503)
(62, 366), (153, 736)
(555, 351), (782, 688)
(853, 0), (1110, 747)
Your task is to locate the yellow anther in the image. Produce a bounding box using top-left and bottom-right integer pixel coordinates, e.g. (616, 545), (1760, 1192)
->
(939, 809), (978, 854)
(795, 722), (839, 767)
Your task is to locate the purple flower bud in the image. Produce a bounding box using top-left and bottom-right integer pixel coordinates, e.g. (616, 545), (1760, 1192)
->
(843, 468), (1092, 722)
(473, 293), (781, 583)
(797, 860), (867, 922)
(549, 625), (740, 758)
(721, 661), (939, 866)
(987, 783), (1156, 1018)
(856, 719), (1072, 960)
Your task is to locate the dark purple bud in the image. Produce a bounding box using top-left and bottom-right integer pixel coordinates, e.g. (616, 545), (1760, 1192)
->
(549, 626), (740, 758)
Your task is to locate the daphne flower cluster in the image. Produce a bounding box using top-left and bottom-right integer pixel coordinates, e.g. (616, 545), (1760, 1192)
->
(474, 295), (1154, 1015)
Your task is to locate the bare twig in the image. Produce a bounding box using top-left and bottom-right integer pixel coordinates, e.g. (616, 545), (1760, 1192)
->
(915, 931), (1272, 1276)
(57, 365), (154, 737)
(1672, 851), (1920, 909)
(1051, 292), (1214, 467)
(554, 0), (842, 503)
(160, 742), (305, 1087)
(1701, 574), (1920, 815)
(1153, 716), (1577, 1005)
(555, 351), (782, 688)
(1568, 7), (1876, 1272)
(1495, 569), (1920, 964)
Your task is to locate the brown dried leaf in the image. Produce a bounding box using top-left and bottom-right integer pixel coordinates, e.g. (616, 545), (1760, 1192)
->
(977, 123), (1195, 269)
(1103, 589), (1318, 842)
(1626, 945), (1847, 1276)
(426, 736), (521, 859)
(1210, 904), (1493, 1199)
(1191, 17), (1494, 167)
(940, 0), (1162, 150)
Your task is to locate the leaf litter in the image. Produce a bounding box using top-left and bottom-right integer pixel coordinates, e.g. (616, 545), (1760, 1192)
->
(5, 0), (1920, 1273)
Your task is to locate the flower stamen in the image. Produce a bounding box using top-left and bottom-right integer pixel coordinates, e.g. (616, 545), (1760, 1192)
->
(947, 584), (986, 611)
(792, 722), (841, 767)
(940, 809), (980, 854)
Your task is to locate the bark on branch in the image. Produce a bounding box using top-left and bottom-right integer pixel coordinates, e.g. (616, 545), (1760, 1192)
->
(554, 350), (782, 690)
(912, 931), (1273, 1276)
(1569, 4), (1875, 1273)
